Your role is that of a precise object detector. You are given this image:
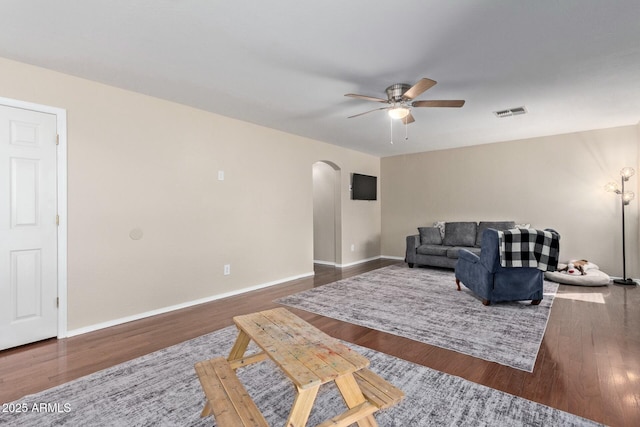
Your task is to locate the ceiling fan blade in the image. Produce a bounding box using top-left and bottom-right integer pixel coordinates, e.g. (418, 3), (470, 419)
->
(412, 100), (466, 108)
(402, 78), (437, 100)
(347, 106), (390, 118)
(402, 113), (415, 125)
(344, 93), (389, 103)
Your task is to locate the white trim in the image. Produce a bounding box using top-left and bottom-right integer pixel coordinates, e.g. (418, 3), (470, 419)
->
(381, 255), (404, 261)
(0, 96), (68, 339)
(66, 271), (315, 337)
(55, 109), (68, 338)
(313, 259), (336, 266)
(316, 255), (404, 268)
(336, 255), (382, 268)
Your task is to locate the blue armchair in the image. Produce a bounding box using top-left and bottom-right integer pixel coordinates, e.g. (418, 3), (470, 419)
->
(454, 228), (543, 305)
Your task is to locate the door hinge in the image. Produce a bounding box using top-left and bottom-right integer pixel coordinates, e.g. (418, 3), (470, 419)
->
(56, 297), (59, 308)
(56, 214), (60, 226)
(56, 134), (59, 145)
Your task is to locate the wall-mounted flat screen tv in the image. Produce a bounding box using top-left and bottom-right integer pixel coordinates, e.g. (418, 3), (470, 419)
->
(351, 173), (377, 200)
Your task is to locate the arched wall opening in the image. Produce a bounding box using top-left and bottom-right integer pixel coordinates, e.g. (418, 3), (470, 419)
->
(312, 161), (342, 265)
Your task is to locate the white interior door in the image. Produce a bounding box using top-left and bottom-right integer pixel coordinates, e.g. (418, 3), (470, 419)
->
(0, 105), (58, 350)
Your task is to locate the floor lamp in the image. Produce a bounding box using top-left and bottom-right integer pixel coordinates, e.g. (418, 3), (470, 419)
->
(605, 167), (636, 285)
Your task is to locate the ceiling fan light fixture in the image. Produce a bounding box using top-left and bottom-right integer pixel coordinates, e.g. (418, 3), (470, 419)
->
(388, 107), (410, 120)
(345, 77), (465, 124)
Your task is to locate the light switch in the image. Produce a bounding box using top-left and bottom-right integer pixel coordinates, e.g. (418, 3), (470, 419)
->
(218, 170), (225, 181)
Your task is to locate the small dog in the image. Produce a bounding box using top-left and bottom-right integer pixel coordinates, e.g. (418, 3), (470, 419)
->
(558, 259), (590, 275)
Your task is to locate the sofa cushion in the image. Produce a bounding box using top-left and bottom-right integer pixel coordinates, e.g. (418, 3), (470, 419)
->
(447, 246), (481, 259)
(475, 221), (516, 247)
(418, 227), (442, 245)
(417, 245), (450, 257)
(442, 222), (477, 247)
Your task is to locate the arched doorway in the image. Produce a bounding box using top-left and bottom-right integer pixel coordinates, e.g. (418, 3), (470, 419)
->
(312, 161), (341, 265)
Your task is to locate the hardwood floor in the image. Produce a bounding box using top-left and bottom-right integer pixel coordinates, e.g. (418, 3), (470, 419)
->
(1, 259), (639, 426)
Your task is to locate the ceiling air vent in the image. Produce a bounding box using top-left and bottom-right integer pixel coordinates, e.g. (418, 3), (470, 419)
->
(494, 106), (527, 118)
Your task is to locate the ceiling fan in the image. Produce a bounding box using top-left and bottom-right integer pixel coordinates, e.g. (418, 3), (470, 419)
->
(345, 78), (465, 124)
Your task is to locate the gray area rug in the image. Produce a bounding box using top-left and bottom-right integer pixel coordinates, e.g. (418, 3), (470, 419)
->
(276, 264), (559, 372)
(0, 326), (600, 426)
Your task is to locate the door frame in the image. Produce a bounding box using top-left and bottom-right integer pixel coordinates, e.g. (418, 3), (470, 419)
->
(1, 96), (68, 339)
(312, 160), (342, 266)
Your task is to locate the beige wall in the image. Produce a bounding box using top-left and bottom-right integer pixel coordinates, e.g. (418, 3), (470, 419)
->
(313, 162), (337, 263)
(637, 122), (640, 271)
(381, 126), (639, 278)
(0, 57), (380, 332)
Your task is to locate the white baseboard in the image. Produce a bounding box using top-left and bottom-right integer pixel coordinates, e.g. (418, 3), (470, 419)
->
(313, 259), (336, 266)
(381, 255), (404, 261)
(316, 255), (404, 268)
(336, 255), (382, 268)
(66, 271), (315, 337)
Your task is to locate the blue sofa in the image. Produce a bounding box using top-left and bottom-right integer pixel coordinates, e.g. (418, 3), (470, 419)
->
(454, 228), (544, 305)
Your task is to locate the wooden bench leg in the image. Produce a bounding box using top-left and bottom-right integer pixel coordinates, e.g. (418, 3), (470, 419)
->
(335, 373), (378, 427)
(286, 386), (319, 427)
(228, 329), (252, 362)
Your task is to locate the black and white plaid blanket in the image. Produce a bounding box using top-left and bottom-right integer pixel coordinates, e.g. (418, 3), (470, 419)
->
(498, 228), (560, 272)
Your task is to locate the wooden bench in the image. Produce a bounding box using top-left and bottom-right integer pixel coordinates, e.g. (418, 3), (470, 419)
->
(194, 357), (268, 427)
(316, 368), (405, 427)
(354, 368), (404, 410)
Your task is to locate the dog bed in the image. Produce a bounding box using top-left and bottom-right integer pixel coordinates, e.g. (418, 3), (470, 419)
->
(545, 263), (610, 286)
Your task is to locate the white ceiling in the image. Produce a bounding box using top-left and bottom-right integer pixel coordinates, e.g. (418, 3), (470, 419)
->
(2, 1), (640, 157)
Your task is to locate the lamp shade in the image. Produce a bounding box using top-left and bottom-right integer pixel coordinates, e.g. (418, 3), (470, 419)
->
(622, 191), (635, 204)
(388, 107), (410, 120)
(620, 167), (635, 179)
(604, 182), (619, 193)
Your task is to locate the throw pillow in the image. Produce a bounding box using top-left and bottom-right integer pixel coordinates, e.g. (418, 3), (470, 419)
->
(418, 227), (442, 245)
(442, 222), (477, 247)
(475, 221), (516, 247)
(433, 221), (446, 239)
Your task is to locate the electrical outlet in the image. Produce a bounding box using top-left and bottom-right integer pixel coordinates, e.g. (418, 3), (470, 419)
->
(224, 264), (231, 275)
(351, 244), (355, 252)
